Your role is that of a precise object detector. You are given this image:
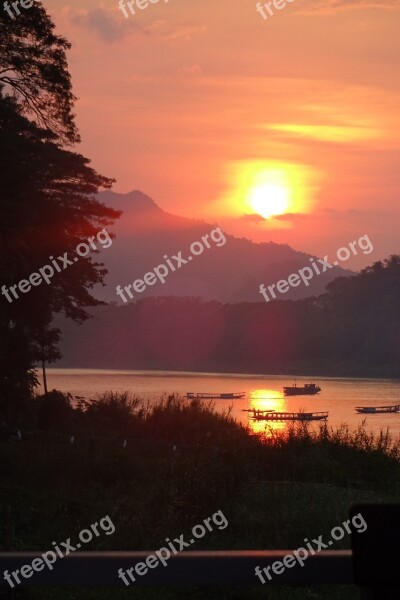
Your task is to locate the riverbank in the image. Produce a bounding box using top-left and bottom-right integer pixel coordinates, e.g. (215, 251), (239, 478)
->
(1, 392), (400, 599)
(52, 360), (400, 379)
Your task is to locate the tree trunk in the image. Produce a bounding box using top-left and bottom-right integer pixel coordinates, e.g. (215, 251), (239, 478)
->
(42, 357), (48, 396)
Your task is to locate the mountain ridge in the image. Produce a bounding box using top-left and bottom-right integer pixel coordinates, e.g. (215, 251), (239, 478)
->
(93, 189), (353, 304)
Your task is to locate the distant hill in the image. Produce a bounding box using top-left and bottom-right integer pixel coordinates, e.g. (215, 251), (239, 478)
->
(93, 190), (352, 304)
(54, 256), (400, 376)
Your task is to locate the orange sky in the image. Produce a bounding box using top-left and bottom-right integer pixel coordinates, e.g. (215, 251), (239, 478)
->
(46, 0), (400, 267)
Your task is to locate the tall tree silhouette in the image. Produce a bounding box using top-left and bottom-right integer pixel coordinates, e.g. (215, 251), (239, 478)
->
(0, 5), (121, 420)
(0, 2), (78, 144)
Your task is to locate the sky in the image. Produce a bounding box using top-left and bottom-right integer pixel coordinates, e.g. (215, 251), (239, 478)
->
(45, 0), (400, 268)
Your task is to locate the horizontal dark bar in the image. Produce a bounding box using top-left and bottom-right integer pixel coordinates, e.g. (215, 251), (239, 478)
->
(0, 550), (353, 587)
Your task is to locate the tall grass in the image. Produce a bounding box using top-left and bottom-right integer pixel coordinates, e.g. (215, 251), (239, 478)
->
(263, 418), (400, 458)
(2, 391), (400, 599)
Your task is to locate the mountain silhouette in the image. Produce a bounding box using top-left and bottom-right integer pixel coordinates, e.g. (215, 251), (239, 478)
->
(94, 190), (352, 303)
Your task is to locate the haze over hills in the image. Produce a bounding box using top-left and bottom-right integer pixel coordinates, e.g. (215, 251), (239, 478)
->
(94, 190), (352, 304)
(55, 256), (400, 376)
(55, 190), (356, 369)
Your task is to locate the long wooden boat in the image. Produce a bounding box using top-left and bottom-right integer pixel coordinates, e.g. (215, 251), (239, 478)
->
(242, 409), (275, 414)
(283, 383), (321, 396)
(244, 409), (328, 422)
(355, 405), (400, 414)
(187, 392), (245, 400)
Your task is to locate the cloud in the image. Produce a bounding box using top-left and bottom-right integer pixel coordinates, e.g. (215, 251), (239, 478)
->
(239, 214), (267, 224)
(272, 212), (309, 222)
(270, 208), (389, 226)
(321, 207), (390, 220)
(70, 7), (145, 43)
(146, 20), (206, 43)
(238, 212), (310, 224)
(299, 0), (398, 14)
(68, 10), (204, 45)
(177, 64), (203, 77)
(264, 123), (381, 144)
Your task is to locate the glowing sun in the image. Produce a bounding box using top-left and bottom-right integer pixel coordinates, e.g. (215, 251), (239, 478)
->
(249, 183), (290, 219)
(217, 160), (317, 224)
(245, 166), (294, 220)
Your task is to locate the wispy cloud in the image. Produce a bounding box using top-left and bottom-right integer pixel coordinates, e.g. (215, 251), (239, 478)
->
(68, 9), (204, 46)
(272, 212), (309, 222)
(69, 7), (145, 43)
(239, 213), (267, 224)
(146, 20), (206, 43)
(299, 0), (399, 14)
(177, 64), (203, 77)
(264, 123), (381, 144)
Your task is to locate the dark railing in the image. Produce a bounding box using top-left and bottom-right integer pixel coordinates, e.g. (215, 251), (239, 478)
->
(0, 550), (352, 586)
(0, 505), (398, 599)
(0, 549), (392, 599)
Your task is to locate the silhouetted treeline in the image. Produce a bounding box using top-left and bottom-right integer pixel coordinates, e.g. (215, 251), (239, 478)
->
(57, 255), (400, 377)
(0, 3), (119, 419)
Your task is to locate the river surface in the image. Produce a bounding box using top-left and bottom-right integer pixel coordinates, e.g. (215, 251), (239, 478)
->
(38, 369), (400, 437)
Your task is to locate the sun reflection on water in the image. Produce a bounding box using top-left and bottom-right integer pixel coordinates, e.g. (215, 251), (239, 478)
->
(247, 388), (287, 436)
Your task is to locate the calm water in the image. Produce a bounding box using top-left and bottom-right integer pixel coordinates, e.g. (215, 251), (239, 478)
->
(38, 369), (400, 437)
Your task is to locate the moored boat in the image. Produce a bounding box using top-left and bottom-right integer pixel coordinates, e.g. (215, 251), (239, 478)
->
(355, 405), (400, 414)
(187, 392), (245, 400)
(244, 409), (328, 422)
(283, 383), (321, 396)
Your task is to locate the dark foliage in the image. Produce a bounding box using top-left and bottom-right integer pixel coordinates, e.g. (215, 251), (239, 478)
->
(58, 255), (400, 375)
(0, 5), (119, 418)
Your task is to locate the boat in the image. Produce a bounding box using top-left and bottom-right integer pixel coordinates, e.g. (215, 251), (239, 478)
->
(242, 409), (275, 414)
(355, 405), (400, 414)
(283, 383), (321, 396)
(243, 409), (328, 422)
(187, 392), (245, 400)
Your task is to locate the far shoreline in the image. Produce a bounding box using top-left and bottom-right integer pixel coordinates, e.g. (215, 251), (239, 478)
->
(41, 365), (400, 381)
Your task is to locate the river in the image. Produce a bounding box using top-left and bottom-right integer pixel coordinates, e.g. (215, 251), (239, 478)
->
(37, 369), (400, 437)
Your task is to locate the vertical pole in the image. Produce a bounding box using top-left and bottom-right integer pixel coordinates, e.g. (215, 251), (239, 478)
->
(42, 357), (48, 397)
